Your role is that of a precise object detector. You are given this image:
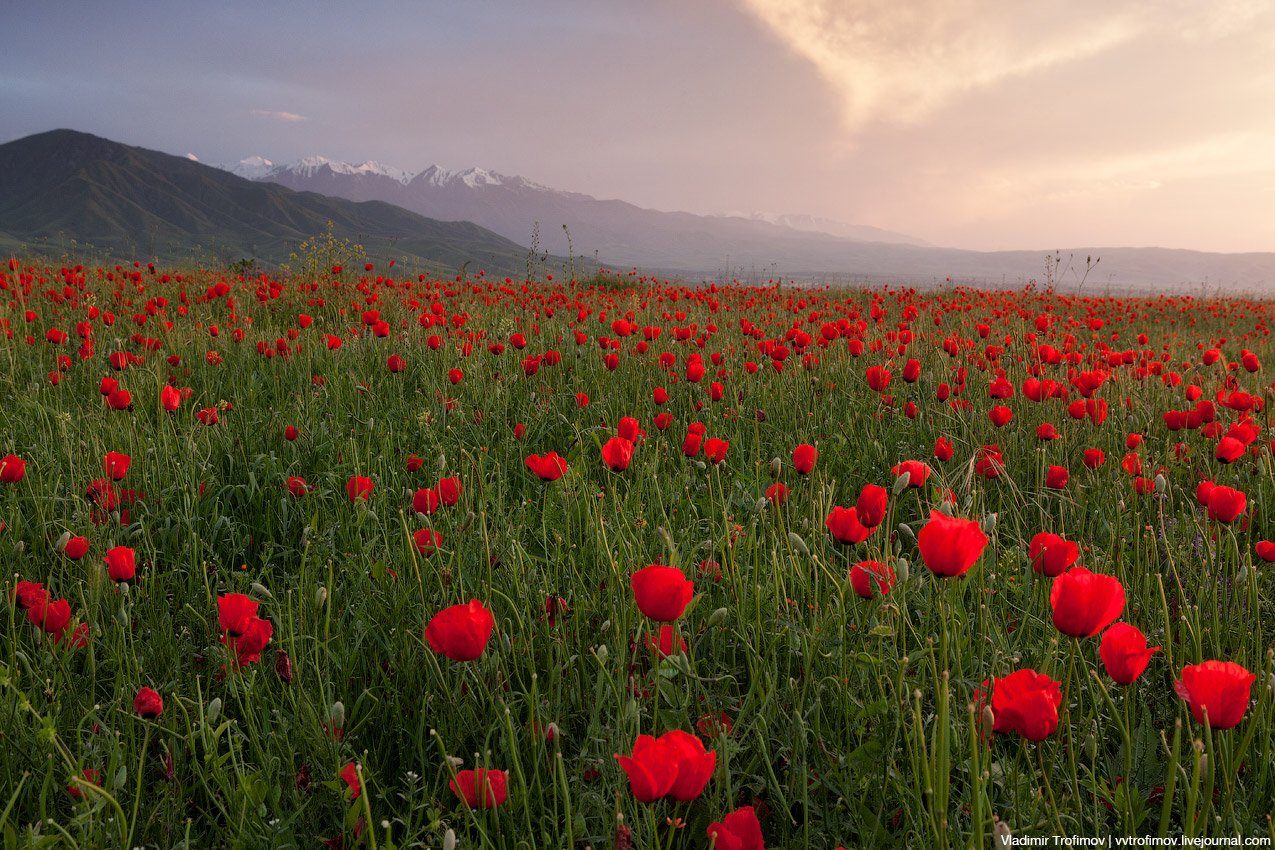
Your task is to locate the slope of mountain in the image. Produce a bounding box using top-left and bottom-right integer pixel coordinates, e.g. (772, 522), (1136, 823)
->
(0, 130), (563, 274)
(248, 158), (930, 267)
(238, 155), (1275, 291)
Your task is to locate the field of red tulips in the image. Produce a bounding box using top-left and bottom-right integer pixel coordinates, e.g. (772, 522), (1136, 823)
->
(2, 257), (1273, 849)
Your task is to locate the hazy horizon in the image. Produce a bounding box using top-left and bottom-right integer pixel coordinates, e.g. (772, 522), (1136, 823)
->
(5, 1), (1275, 255)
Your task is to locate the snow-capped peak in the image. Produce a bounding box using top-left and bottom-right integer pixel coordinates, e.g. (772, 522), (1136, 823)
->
(275, 155), (413, 185)
(225, 156), (275, 180)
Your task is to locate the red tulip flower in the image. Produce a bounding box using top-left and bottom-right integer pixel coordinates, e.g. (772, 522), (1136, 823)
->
(160, 385), (181, 412)
(990, 668), (1062, 741)
(601, 437), (635, 472)
(917, 510), (988, 577)
(438, 476), (462, 506)
(104, 546), (136, 582)
(1099, 623), (1160, 685)
(1083, 448), (1105, 469)
(615, 730), (715, 803)
(450, 768), (508, 809)
(425, 600), (495, 661)
(707, 805), (764, 850)
(703, 437), (729, 465)
(1045, 465), (1068, 489)
(133, 686), (163, 719)
(1050, 567), (1125, 638)
(934, 436), (954, 462)
(413, 487), (440, 515)
(631, 565), (694, 621)
(1175, 660), (1256, 730)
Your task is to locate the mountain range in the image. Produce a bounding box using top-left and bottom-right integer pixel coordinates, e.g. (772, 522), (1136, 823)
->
(0, 130), (569, 276)
(225, 153), (1275, 292)
(2, 128), (1274, 292)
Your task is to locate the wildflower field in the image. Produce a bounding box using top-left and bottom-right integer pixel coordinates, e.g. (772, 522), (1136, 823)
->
(2, 257), (1273, 849)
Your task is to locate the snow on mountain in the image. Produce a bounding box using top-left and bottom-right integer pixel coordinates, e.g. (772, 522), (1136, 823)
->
(273, 156), (413, 185)
(225, 156), (276, 180)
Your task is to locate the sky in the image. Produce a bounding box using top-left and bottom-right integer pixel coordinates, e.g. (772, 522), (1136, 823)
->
(4, 0), (1275, 253)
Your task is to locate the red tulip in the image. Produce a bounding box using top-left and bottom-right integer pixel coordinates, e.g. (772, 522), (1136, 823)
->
(707, 806), (764, 850)
(1099, 623), (1160, 685)
(0, 454), (27, 483)
(1175, 660), (1256, 729)
(346, 475), (373, 502)
(284, 425), (299, 441)
(133, 686), (163, 718)
(917, 510), (988, 577)
(849, 560), (895, 598)
(450, 768), (508, 809)
(988, 405), (1013, 427)
(525, 452), (568, 481)
(1083, 448), (1105, 469)
(601, 437), (635, 472)
(1045, 465), (1068, 489)
(990, 668), (1062, 741)
(1050, 567), (1125, 637)
(933, 436), (953, 462)
(854, 484), (888, 528)
(425, 600), (494, 661)
(631, 565), (694, 621)
(104, 546), (136, 582)
(1028, 532), (1079, 577)
(792, 444), (817, 475)
(825, 506), (872, 545)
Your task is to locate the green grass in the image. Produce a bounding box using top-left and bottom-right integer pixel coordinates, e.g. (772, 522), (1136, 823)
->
(1, 263), (1273, 848)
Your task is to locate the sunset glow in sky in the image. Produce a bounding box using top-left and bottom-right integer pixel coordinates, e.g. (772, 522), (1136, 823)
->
(5, 0), (1275, 252)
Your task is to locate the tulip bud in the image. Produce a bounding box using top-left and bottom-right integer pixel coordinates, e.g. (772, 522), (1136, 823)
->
(892, 473), (911, 495)
(207, 697), (222, 724)
(787, 532), (809, 557)
(981, 513), (998, 535)
(769, 457), (783, 479)
(329, 701), (345, 730)
(315, 586), (328, 608)
(707, 607), (729, 628)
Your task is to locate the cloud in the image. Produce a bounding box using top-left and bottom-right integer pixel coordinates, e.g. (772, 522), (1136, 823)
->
(250, 109), (306, 122)
(737, 0), (1266, 132)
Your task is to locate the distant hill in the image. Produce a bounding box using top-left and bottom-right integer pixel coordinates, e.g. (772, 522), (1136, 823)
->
(230, 153), (1275, 292)
(0, 129), (573, 275)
